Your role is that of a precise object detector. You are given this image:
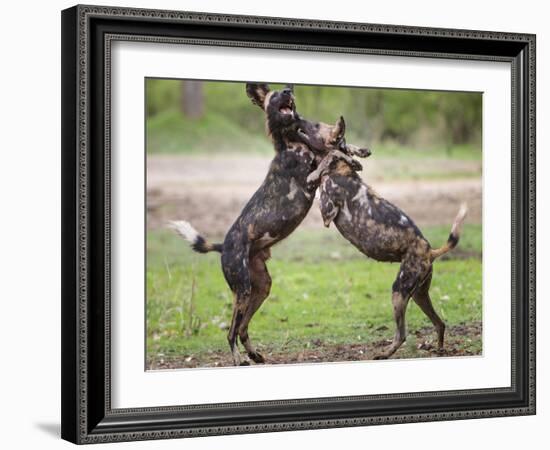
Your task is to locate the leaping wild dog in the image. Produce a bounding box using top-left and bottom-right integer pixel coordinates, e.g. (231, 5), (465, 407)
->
(307, 116), (468, 359)
(171, 84), (370, 366)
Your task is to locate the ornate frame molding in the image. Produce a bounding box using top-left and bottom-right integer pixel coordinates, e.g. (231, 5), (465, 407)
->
(61, 4), (536, 444)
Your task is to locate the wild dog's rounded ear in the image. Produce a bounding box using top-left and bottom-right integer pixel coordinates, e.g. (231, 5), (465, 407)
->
(246, 83), (271, 109)
(332, 116), (346, 141)
(285, 84), (294, 92)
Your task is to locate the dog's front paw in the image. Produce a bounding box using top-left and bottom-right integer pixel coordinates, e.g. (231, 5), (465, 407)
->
(373, 353), (389, 360)
(239, 360), (251, 366)
(350, 159), (363, 172)
(356, 147), (372, 158)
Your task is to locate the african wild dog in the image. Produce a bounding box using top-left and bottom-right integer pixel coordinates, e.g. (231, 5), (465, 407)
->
(171, 84), (368, 366)
(307, 116), (467, 359)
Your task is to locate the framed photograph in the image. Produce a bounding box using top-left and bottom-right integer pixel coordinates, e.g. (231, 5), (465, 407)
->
(61, 4), (536, 444)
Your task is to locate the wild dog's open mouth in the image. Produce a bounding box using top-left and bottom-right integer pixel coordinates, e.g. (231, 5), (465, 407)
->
(279, 99), (294, 115)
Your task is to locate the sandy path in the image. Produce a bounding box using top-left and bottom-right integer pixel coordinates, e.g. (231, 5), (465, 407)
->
(147, 155), (482, 235)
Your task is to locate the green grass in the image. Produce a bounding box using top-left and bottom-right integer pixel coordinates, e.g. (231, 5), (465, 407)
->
(370, 144), (482, 161)
(146, 225), (482, 360)
(147, 109), (273, 155)
(146, 109), (482, 163)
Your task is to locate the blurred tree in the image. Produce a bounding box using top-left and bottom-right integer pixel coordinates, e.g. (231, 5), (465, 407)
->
(146, 78), (179, 116)
(181, 80), (204, 118)
(146, 79), (482, 155)
(438, 92), (482, 154)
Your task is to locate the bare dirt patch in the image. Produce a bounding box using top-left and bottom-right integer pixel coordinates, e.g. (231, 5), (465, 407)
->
(147, 322), (482, 370)
(147, 155), (481, 235)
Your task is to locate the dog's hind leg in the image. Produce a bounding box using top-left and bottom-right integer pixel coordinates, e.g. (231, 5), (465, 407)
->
(374, 254), (427, 360)
(412, 270), (446, 350)
(238, 249), (272, 364)
(222, 245), (252, 366)
(227, 299), (247, 366)
(374, 290), (410, 360)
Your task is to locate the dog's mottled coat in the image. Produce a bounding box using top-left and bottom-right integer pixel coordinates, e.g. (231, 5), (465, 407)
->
(308, 118), (467, 358)
(172, 84), (367, 365)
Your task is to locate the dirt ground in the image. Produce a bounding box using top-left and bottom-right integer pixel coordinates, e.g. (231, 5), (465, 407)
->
(147, 322), (482, 369)
(147, 155), (482, 235)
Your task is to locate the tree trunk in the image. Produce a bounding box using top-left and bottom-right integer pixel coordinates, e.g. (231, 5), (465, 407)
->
(181, 80), (204, 118)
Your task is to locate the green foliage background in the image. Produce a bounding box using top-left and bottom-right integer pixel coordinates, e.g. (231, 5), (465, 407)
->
(146, 79), (482, 155)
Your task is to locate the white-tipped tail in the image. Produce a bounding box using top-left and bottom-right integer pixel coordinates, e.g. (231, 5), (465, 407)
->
(169, 220), (223, 254)
(451, 203), (468, 237)
(168, 220), (199, 244)
(430, 203), (468, 261)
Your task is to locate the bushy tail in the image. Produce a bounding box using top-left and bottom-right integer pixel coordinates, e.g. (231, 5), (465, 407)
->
(169, 221), (223, 254)
(430, 203), (468, 261)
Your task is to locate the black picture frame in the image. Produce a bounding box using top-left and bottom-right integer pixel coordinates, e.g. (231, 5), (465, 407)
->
(61, 4), (536, 444)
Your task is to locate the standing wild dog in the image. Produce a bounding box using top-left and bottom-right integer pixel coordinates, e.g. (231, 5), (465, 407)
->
(307, 117), (467, 359)
(171, 84), (369, 366)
